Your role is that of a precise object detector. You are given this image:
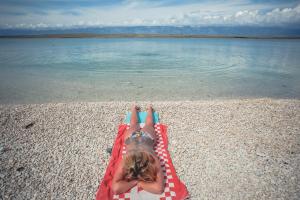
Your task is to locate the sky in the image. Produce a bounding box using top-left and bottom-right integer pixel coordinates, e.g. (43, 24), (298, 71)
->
(0, 0), (300, 29)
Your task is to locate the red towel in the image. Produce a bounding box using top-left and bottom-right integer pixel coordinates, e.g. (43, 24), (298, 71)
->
(95, 123), (190, 200)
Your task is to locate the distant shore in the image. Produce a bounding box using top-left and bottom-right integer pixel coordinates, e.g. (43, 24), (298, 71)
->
(1, 33), (300, 39)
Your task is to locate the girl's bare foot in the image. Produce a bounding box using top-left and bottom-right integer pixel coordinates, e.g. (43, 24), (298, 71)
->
(131, 105), (140, 112)
(147, 104), (153, 112)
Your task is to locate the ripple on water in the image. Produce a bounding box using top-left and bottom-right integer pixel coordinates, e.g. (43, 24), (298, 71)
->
(0, 38), (299, 103)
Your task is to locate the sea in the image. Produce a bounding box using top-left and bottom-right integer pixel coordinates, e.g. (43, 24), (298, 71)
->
(0, 38), (299, 104)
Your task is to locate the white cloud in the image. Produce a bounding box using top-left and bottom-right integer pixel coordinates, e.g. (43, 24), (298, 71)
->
(1, 2), (300, 29)
(160, 4), (300, 26)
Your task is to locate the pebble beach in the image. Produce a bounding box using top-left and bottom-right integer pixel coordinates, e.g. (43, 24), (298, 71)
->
(0, 98), (299, 200)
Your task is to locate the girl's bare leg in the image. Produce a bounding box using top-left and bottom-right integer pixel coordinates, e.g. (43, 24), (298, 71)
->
(141, 105), (156, 141)
(124, 105), (140, 140)
(130, 105), (139, 127)
(145, 105), (154, 127)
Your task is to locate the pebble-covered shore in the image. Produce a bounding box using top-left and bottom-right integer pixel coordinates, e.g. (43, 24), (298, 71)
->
(0, 98), (299, 200)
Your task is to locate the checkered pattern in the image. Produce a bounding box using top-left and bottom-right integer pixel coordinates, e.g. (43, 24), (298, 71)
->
(113, 123), (176, 200)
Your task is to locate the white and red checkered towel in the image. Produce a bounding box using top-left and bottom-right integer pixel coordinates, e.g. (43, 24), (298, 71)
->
(96, 123), (189, 200)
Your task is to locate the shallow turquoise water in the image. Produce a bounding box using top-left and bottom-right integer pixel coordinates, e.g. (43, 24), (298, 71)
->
(0, 38), (299, 104)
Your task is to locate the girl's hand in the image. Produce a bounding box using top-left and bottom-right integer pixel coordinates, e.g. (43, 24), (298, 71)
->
(137, 180), (144, 187)
(131, 180), (138, 186)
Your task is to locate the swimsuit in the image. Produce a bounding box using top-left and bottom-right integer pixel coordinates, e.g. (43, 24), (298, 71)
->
(125, 130), (155, 146)
(125, 130), (157, 160)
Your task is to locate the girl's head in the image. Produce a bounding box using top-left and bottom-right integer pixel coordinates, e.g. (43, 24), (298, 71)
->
(123, 151), (157, 182)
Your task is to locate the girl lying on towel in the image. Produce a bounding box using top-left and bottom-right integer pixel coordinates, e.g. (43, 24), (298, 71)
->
(112, 105), (164, 195)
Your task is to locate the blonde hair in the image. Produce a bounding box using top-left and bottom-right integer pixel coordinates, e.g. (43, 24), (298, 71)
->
(123, 151), (157, 182)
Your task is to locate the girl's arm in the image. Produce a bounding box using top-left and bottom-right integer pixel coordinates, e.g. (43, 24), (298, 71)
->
(112, 159), (138, 194)
(137, 157), (164, 194)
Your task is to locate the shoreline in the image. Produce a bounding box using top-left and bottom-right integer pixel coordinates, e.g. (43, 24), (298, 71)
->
(1, 97), (300, 107)
(1, 98), (299, 199)
(1, 33), (300, 39)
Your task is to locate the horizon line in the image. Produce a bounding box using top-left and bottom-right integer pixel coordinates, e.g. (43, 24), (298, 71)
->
(1, 33), (300, 39)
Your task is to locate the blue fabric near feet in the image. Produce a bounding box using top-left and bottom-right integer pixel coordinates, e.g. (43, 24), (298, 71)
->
(125, 111), (159, 124)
